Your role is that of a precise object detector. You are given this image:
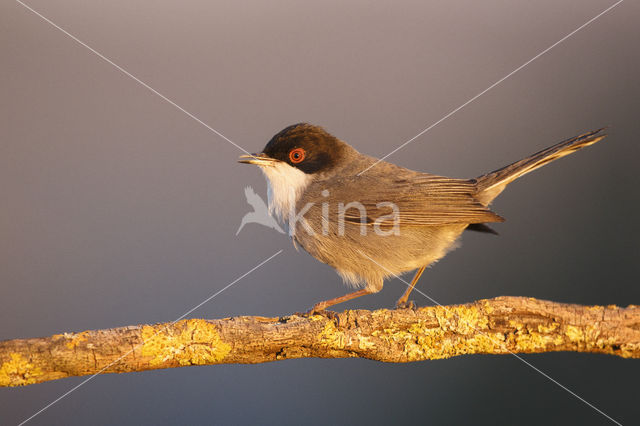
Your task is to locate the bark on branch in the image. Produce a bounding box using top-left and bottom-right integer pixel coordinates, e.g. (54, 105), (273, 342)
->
(1, 296), (638, 387)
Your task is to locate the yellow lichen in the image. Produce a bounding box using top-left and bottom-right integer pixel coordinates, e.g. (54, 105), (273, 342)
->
(482, 300), (494, 314)
(566, 324), (611, 351)
(371, 306), (504, 361)
(318, 321), (346, 348)
(565, 325), (584, 343)
(64, 331), (90, 349)
(0, 353), (44, 386)
(309, 314), (325, 322)
(140, 319), (231, 367)
(505, 319), (565, 352)
(431, 304), (490, 334)
(357, 336), (376, 351)
(537, 322), (560, 334)
(562, 323), (638, 357)
(513, 329), (564, 351)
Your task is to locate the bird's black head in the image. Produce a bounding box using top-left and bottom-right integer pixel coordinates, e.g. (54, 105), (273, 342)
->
(261, 123), (347, 174)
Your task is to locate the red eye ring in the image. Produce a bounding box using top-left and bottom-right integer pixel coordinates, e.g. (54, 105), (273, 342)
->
(289, 148), (306, 164)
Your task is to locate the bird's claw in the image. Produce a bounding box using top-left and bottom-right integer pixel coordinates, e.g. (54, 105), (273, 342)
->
(304, 306), (340, 321)
(395, 300), (416, 310)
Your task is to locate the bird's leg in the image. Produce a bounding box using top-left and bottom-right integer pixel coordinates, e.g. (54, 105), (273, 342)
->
(395, 266), (427, 308)
(307, 289), (371, 315)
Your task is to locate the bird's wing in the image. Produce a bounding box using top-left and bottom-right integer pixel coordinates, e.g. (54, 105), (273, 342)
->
(314, 167), (503, 227)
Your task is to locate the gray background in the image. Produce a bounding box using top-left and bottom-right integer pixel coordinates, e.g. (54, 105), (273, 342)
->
(1, 0), (639, 424)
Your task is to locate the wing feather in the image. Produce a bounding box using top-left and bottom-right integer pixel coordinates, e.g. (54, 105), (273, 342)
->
(313, 169), (503, 228)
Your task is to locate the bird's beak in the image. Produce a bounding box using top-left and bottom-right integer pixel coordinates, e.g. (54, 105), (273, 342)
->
(238, 153), (278, 166)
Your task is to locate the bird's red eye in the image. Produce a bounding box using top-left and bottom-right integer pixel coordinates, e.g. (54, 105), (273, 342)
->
(289, 148), (305, 164)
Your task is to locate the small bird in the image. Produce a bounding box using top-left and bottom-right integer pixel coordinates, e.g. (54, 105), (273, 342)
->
(239, 123), (606, 313)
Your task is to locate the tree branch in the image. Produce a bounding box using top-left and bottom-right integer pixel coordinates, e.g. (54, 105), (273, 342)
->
(1, 296), (638, 387)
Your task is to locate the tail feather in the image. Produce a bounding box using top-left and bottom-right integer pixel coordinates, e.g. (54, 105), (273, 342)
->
(466, 223), (499, 235)
(475, 128), (607, 205)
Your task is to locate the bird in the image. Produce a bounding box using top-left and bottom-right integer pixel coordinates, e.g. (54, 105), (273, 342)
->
(236, 186), (285, 235)
(238, 123), (606, 313)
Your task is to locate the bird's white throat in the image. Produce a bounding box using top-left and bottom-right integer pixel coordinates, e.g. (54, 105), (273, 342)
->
(258, 162), (311, 224)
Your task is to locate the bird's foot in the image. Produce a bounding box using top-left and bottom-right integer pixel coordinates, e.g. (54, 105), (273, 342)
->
(306, 301), (328, 315)
(303, 304), (340, 321)
(395, 299), (416, 310)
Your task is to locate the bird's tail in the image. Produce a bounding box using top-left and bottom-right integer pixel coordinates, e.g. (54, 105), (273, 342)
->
(475, 128), (607, 205)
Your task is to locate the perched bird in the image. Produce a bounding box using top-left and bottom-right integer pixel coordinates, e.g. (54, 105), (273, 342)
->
(239, 123), (606, 312)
